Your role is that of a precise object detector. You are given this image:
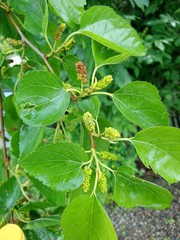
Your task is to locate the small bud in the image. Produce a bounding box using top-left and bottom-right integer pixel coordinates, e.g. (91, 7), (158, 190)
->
(82, 166), (92, 192)
(104, 127), (120, 141)
(54, 23), (66, 41)
(98, 172), (107, 193)
(83, 112), (95, 133)
(54, 129), (64, 142)
(76, 61), (87, 83)
(95, 75), (113, 90)
(63, 83), (72, 90)
(83, 86), (94, 96)
(99, 151), (118, 161)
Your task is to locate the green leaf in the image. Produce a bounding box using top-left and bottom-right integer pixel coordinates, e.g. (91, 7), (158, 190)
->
(42, 0), (49, 36)
(114, 166), (172, 209)
(20, 142), (88, 191)
(18, 201), (56, 213)
(15, 70), (70, 127)
(0, 177), (21, 217)
(24, 0), (47, 34)
(0, 150), (6, 183)
(8, 0), (28, 14)
(131, 126), (180, 183)
(77, 96), (100, 119)
(19, 125), (44, 158)
(30, 177), (66, 206)
(61, 55), (80, 85)
(81, 126), (110, 152)
(133, 0), (149, 10)
(3, 95), (23, 136)
(27, 228), (62, 240)
(0, 53), (5, 67)
(92, 41), (129, 67)
(10, 131), (20, 158)
(112, 81), (169, 129)
(24, 215), (60, 230)
(49, 0), (86, 29)
(79, 6), (146, 56)
(61, 195), (117, 240)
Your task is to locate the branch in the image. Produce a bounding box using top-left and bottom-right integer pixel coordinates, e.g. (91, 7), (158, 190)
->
(6, 12), (54, 73)
(0, 90), (15, 223)
(0, 90), (9, 180)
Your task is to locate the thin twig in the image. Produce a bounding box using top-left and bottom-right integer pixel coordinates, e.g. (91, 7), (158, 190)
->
(6, 12), (54, 73)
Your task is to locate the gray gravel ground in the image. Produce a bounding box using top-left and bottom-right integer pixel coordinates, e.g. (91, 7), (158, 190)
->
(107, 177), (180, 240)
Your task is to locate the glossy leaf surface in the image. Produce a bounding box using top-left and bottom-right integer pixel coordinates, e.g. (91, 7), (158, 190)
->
(18, 201), (56, 213)
(3, 95), (23, 136)
(31, 177), (66, 206)
(27, 228), (62, 240)
(8, 0), (28, 14)
(49, 0), (86, 29)
(61, 195), (117, 240)
(25, 215), (60, 229)
(0, 177), (21, 217)
(79, 6), (146, 56)
(62, 55), (81, 85)
(132, 126), (180, 183)
(112, 81), (169, 129)
(42, 0), (49, 36)
(24, 0), (47, 34)
(77, 96), (100, 119)
(92, 41), (129, 67)
(114, 166), (173, 209)
(19, 125), (44, 158)
(15, 70), (70, 127)
(20, 142), (87, 191)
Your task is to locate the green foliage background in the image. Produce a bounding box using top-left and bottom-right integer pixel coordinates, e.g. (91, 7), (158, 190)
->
(0, 0), (179, 239)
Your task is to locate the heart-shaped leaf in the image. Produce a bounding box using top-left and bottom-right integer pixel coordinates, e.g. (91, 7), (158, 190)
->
(131, 126), (180, 183)
(20, 142), (88, 191)
(79, 6), (146, 56)
(114, 166), (173, 209)
(15, 70), (70, 127)
(61, 195), (117, 240)
(112, 81), (169, 129)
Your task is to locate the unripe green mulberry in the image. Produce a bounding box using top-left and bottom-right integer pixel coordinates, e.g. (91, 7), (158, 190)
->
(6, 38), (22, 46)
(98, 173), (107, 193)
(95, 75), (113, 90)
(54, 23), (66, 41)
(82, 166), (92, 192)
(83, 112), (95, 133)
(99, 151), (118, 161)
(64, 38), (76, 51)
(104, 127), (120, 141)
